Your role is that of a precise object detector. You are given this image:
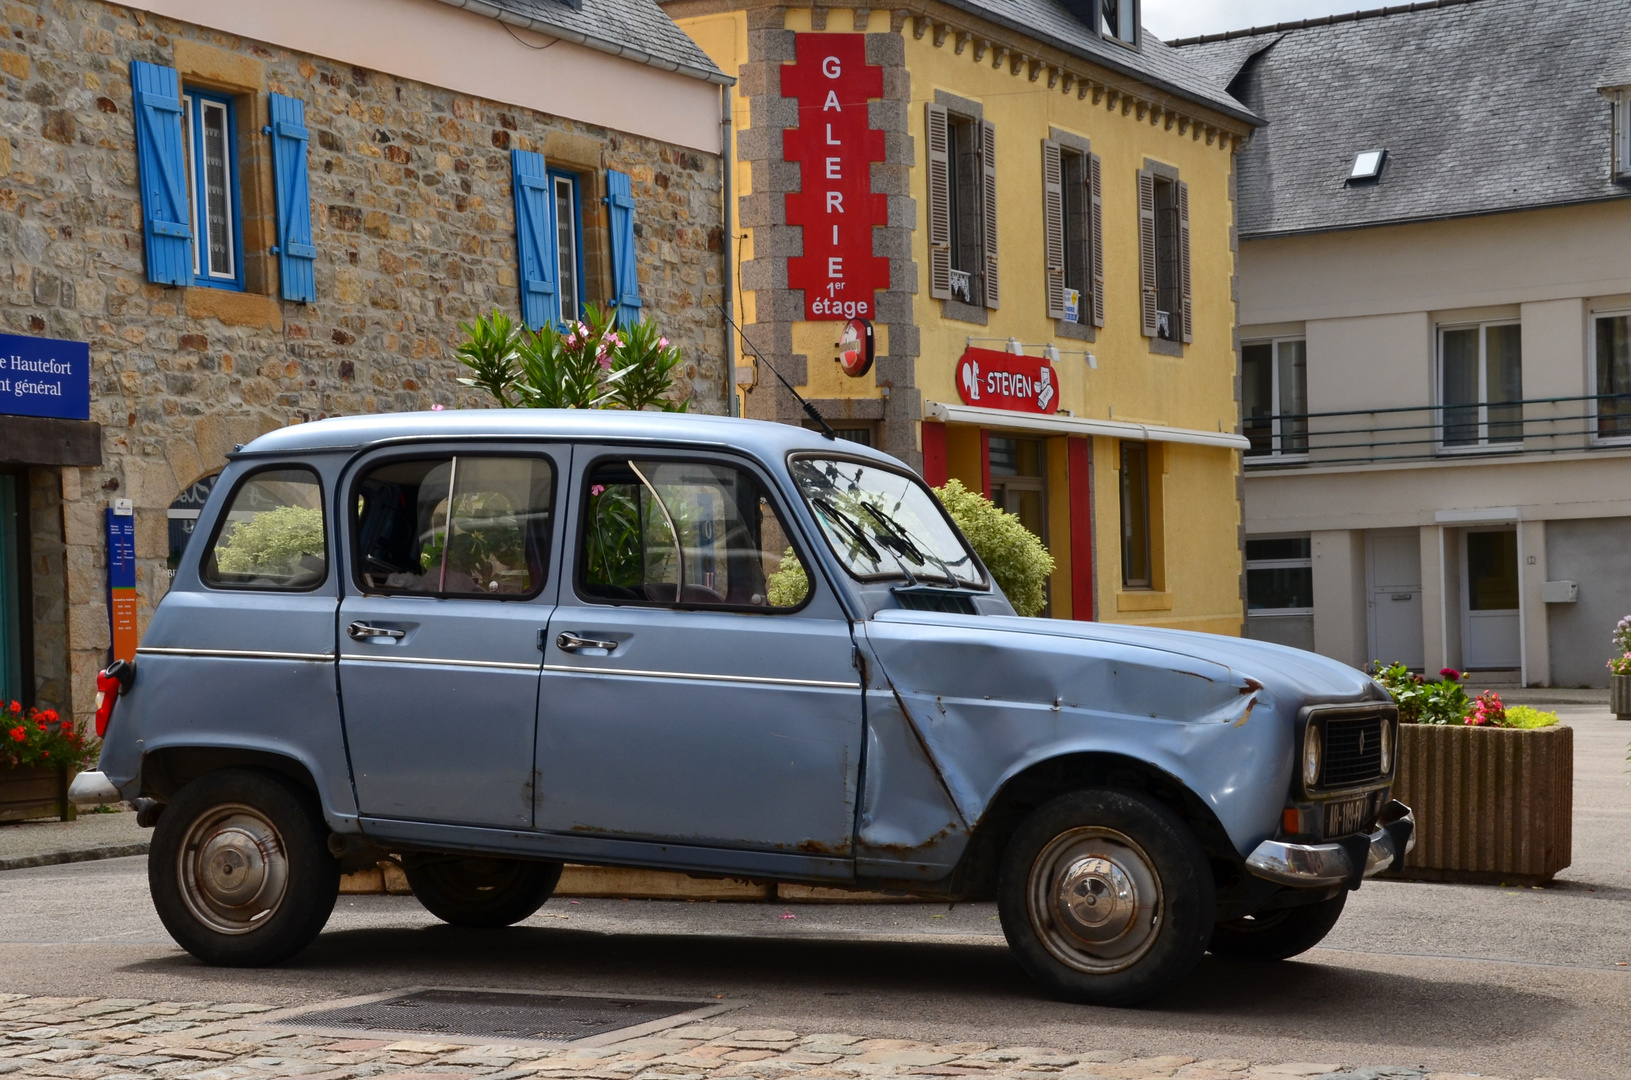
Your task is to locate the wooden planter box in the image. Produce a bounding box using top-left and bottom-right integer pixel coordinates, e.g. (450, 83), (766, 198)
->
(1389, 723), (1572, 886)
(0, 765), (75, 824)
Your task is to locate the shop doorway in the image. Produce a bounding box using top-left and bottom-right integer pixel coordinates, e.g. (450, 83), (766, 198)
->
(1367, 529), (1424, 670)
(988, 436), (1050, 615)
(1462, 528), (1521, 670)
(0, 469), (30, 706)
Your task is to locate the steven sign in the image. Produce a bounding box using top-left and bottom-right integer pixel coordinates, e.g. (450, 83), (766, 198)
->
(783, 34), (889, 322)
(0, 332), (91, 421)
(956, 347), (1059, 414)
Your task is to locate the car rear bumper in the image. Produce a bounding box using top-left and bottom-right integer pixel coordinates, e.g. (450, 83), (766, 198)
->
(1244, 799), (1416, 889)
(67, 770), (122, 807)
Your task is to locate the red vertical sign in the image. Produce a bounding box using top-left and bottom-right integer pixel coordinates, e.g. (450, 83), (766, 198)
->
(782, 34), (889, 321)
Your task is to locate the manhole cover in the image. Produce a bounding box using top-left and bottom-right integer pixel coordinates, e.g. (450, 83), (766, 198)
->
(269, 988), (713, 1043)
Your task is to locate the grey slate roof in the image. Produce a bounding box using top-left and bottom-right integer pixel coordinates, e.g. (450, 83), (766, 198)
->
(434, 0), (727, 84)
(931, 0), (1258, 124)
(1175, 0), (1631, 238)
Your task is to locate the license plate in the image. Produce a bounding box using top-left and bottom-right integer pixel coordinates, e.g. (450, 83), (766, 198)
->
(1324, 795), (1372, 838)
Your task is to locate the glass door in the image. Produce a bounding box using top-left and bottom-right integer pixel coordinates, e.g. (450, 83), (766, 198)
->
(0, 471), (24, 705)
(1462, 528), (1521, 670)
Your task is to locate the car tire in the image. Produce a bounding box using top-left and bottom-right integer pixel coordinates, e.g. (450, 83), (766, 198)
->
(403, 855), (563, 927)
(1209, 891), (1347, 962)
(149, 768), (340, 967)
(997, 788), (1215, 1007)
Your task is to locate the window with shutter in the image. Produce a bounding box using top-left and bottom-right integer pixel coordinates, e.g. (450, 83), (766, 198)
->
(130, 60), (195, 287)
(269, 93), (316, 303)
(606, 169), (642, 327)
(1137, 169), (1157, 338)
(925, 103), (952, 301)
(511, 148), (557, 331)
(1178, 180), (1192, 343)
(1089, 153), (1105, 327)
(981, 119), (999, 310)
(1042, 140), (1066, 320)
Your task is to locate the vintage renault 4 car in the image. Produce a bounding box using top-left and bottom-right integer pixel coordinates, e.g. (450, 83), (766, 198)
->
(74, 411), (1412, 1005)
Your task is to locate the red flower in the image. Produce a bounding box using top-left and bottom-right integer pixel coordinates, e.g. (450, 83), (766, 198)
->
(8, 701), (18, 713)
(1439, 668), (1461, 680)
(8, 727), (24, 742)
(40, 709), (57, 724)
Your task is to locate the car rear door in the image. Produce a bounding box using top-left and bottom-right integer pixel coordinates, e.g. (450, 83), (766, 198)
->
(338, 445), (566, 830)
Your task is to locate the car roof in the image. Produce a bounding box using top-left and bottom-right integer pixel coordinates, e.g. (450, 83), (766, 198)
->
(235, 409), (905, 470)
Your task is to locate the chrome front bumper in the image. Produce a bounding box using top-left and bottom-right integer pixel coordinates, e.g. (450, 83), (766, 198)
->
(67, 770), (122, 807)
(1245, 799), (1416, 889)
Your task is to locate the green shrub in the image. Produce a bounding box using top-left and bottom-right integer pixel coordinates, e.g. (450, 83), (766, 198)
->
(933, 479), (1055, 618)
(766, 548), (810, 608)
(1503, 705), (1560, 729)
(1372, 661), (1471, 724)
(214, 506), (324, 577)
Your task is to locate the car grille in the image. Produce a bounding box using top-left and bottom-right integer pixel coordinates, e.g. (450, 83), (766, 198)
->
(1322, 713), (1386, 788)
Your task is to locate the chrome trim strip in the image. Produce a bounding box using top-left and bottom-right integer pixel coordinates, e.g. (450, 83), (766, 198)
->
(544, 663), (855, 689)
(136, 647), (335, 662)
(341, 654), (541, 672)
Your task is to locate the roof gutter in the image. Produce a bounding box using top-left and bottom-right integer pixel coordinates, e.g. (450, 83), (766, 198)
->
(431, 0), (735, 86)
(1239, 189), (1631, 243)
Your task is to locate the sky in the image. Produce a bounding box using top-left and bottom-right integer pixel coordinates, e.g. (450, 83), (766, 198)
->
(1143, 0), (1375, 40)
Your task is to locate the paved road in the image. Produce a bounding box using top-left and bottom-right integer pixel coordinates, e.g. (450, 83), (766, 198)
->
(0, 707), (1626, 1079)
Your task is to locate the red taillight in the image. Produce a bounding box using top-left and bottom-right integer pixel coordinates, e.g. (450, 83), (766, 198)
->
(95, 670), (120, 737)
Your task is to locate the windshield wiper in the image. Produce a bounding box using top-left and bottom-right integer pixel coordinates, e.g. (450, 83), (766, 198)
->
(859, 503), (959, 587)
(814, 497), (920, 586)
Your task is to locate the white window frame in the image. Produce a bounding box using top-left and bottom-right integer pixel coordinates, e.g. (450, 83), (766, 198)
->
(1245, 534), (1313, 617)
(551, 173), (581, 326)
(1242, 336), (1309, 460)
(1590, 308), (1631, 446)
(1436, 319), (1523, 453)
(1614, 92), (1631, 180)
(181, 91), (239, 285)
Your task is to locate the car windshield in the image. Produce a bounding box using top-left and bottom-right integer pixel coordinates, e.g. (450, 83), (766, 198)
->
(789, 457), (985, 589)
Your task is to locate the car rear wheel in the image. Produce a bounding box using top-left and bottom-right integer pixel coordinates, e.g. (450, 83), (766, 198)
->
(403, 855), (563, 927)
(997, 789), (1215, 1006)
(149, 768), (339, 966)
(1209, 891), (1347, 962)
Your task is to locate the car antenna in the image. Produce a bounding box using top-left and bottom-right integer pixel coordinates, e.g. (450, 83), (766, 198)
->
(717, 303), (837, 440)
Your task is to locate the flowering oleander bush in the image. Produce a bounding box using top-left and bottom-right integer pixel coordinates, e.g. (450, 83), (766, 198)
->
(1, 700), (94, 771)
(456, 306), (687, 412)
(933, 479), (1055, 618)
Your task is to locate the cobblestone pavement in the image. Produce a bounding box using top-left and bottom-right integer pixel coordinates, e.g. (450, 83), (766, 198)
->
(0, 995), (1566, 1080)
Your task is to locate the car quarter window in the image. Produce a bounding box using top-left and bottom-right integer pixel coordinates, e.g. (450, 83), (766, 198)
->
(352, 455), (555, 599)
(579, 458), (810, 610)
(202, 467), (327, 590)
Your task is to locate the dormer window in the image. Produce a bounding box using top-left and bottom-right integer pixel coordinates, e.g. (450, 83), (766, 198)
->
(1101, 0), (1137, 47)
(1616, 93), (1631, 180)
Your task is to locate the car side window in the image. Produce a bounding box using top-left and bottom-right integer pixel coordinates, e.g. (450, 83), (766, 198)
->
(202, 467), (327, 590)
(579, 458), (810, 610)
(353, 455), (555, 599)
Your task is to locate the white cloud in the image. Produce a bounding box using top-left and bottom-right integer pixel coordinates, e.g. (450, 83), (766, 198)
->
(1143, 0), (1370, 40)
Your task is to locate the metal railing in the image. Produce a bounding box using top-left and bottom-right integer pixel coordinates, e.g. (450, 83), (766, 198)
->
(1243, 392), (1631, 468)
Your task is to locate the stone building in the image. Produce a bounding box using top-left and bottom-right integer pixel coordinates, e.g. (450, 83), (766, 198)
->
(0, 0), (731, 721)
(667, 0), (1256, 627)
(1177, 0), (1631, 686)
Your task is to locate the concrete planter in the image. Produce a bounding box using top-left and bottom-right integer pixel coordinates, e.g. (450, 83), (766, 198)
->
(1611, 674), (1631, 719)
(0, 765), (75, 824)
(1390, 723), (1572, 886)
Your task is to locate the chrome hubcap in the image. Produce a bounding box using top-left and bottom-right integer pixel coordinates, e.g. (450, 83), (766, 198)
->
(178, 804), (288, 935)
(1028, 827), (1163, 974)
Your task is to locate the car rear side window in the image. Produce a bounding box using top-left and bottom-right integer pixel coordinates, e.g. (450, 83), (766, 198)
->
(579, 458), (809, 610)
(352, 455), (555, 599)
(202, 467), (327, 590)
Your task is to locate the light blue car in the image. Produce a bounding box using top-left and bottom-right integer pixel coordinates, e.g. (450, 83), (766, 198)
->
(74, 411), (1412, 1005)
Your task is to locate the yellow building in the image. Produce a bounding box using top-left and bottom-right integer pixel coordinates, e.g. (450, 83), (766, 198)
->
(666, 0), (1256, 630)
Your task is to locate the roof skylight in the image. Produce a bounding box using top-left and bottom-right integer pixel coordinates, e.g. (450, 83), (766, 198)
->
(1348, 149), (1386, 182)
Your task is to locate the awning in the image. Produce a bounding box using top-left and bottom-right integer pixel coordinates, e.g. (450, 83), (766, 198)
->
(924, 402), (1251, 451)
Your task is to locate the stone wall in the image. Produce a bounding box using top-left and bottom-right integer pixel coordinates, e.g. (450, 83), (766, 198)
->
(1, 0), (727, 723)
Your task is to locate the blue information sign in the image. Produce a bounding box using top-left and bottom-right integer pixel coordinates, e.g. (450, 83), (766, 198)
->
(0, 332), (91, 421)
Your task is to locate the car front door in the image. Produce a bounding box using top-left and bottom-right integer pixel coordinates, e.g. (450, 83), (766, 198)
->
(535, 449), (862, 861)
(339, 447), (565, 829)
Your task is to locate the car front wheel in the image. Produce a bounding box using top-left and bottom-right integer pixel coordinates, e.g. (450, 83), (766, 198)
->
(998, 789), (1215, 1006)
(1209, 891), (1347, 962)
(403, 855), (563, 927)
(149, 768), (340, 966)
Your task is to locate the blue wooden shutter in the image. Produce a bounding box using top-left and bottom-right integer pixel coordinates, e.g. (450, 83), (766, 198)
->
(130, 60), (193, 287)
(510, 149), (556, 330)
(606, 169), (642, 326)
(269, 93), (316, 302)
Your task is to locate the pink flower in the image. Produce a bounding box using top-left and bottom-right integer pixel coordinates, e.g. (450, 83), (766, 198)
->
(658, 337), (669, 349)
(431, 404), (445, 411)
(590, 485), (605, 497)
(597, 348), (611, 370)
(565, 333), (578, 347)
(1439, 668), (1461, 680)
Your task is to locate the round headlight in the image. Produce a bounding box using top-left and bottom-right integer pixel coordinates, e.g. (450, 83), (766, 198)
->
(1302, 725), (1322, 789)
(1379, 720), (1394, 774)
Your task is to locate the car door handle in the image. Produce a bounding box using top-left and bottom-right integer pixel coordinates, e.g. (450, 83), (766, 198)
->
(348, 622), (406, 640)
(556, 632), (619, 653)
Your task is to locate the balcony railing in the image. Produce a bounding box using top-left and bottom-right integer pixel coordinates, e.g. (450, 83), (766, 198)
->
(1243, 392), (1631, 468)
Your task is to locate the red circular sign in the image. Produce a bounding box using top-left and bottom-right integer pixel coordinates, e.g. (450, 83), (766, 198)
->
(836, 317), (874, 378)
